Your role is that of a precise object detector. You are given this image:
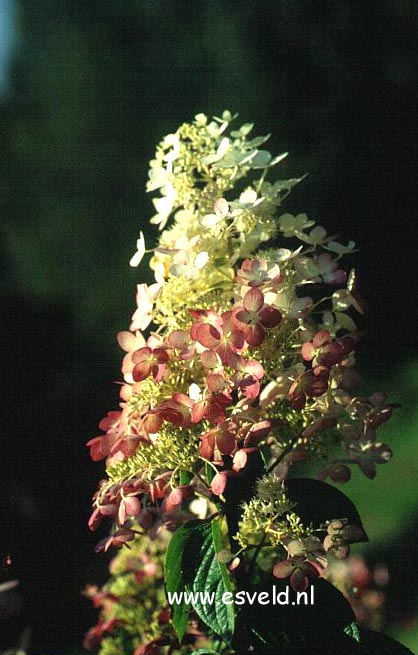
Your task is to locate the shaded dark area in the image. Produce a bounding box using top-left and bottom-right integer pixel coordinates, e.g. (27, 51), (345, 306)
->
(0, 1), (417, 652)
(368, 516), (418, 629)
(0, 296), (113, 650)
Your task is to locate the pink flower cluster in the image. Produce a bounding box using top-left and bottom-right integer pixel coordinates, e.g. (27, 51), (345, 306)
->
(87, 270), (286, 533)
(87, 245), (396, 545)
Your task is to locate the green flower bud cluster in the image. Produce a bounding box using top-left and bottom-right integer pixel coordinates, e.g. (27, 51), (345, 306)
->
(255, 474), (289, 504)
(108, 425), (200, 484)
(235, 475), (303, 549)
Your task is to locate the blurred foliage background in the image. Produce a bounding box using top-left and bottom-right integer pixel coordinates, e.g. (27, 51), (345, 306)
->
(0, 0), (417, 652)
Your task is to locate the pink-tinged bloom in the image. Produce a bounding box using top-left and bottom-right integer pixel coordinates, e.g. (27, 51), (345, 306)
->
(232, 448), (249, 471)
(166, 329), (195, 360)
(147, 472), (172, 503)
(232, 287), (282, 346)
(210, 471), (228, 496)
(190, 309), (223, 342)
(158, 393), (194, 428)
(210, 469), (240, 496)
(195, 310), (245, 366)
(121, 477), (147, 496)
(318, 463), (351, 484)
(99, 411), (122, 433)
(88, 507), (103, 531)
(130, 283), (161, 332)
(242, 420), (272, 446)
(236, 258), (281, 288)
(189, 375), (232, 424)
(367, 392), (398, 428)
(94, 528), (137, 553)
(141, 409), (164, 437)
(288, 369), (329, 409)
(132, 347), (169, 382)
(118, 495), (141, 525)
(231, 446), (260, 471)
(84, 618), (125, 650)
(205, 372), (231, 394)
(259, 367), (304, 409)
(273, 558), (323, 592)
(216, 310), (246, 363)
(87, 435), (115, 462)
(163, 485), (194, 513)
(117, 330), (146, 378)
(118, 379), (141, 402)
(200, 197), (230, 227)
(301, 330), (353, 369)
(323, 520), (366, 559)
(200, 349), (223, 370)
(110, 433), (142, 459)
(191, 390), (231, 424)
(136, 493), (191, 538)
(83, 584), (118, 608)
(231, 355), (265, 399)
(86, 411), (126, 461)
(89, 499), (122, 527)
(200, 420), (238, 460)
(345, 442), (393, 479)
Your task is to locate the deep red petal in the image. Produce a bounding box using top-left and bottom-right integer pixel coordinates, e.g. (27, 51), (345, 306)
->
(132, 360), (151, 381)
(244, 323), (265, 346)
(216, 430), (236, 455)
(258, 305), (282, 328)
(239, 377), (260, 399)
(153, 347), (169, 363)
(199, 434), (215, 459)
(191, 400), (206, 423)
(87, 436), (109, 461)
(290, 568), (309, 592)
(195, 323), (221, 348)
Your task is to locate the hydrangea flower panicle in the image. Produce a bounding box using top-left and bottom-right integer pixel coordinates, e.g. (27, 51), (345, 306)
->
(86, 113), (396, 652)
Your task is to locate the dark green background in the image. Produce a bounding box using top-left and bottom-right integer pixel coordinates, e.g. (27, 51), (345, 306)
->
(0, 1), (417, 652)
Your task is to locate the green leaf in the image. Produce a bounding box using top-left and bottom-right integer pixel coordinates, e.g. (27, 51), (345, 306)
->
(190, 650), (221, 655)
(179, 469), (193, 485)
(165, 517), (234, 643)
(285, 478), (368, 541)
(192, 517), (235, 642)
(246, 133), (271, 148)
(213, 148), (257, 168)
(250, 150), (272, 168)
(344, 621), (361, 643)
(165, 519), (204, 641)
(234, 577), (360, 654)
(205, 461), (216, 485)
(259, 444), (271, 468)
